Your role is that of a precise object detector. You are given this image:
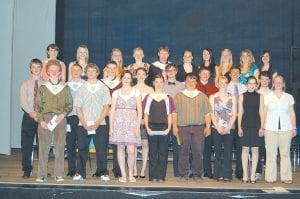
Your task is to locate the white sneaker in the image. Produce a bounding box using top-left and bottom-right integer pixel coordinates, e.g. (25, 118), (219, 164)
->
(73, 173), (83, 181)
(101, 174), (110, 182)
(36, 177), (46, 183)
(55, 176), (64, 182)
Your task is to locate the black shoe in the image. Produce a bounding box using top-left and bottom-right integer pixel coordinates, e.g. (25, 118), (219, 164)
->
(139, 175), (146, 178)
(204, 173), (213, 179)
(92, 172), (101, 178)
(66, 172), (75, 177)
(22, 171), (30, 179)
(133, 175), (139, 178)
(235, 174), (243, 180)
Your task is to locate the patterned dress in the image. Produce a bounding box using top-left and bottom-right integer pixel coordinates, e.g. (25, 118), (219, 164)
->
(109, 89), (141, 146)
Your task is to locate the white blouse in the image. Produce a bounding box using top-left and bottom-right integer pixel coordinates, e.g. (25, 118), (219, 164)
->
(264, 91), (295, 131)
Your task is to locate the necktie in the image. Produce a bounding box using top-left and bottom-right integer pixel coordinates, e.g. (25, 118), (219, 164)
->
(33, 79), (38, 109)
(233, 84), (239, 98)
(203, 84), (207, 95)
(278, 117), (281, 130)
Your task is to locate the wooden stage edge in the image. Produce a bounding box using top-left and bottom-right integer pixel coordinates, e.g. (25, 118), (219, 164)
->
(0, 149), (299, 191)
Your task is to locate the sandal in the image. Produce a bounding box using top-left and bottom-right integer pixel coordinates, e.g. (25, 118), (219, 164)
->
(129, 177), (137, 183)
(118, 177), (127, 183)
(282, 180), (292, 184)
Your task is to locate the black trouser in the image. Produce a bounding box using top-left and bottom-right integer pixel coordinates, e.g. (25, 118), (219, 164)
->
(76, 125), (109, 178)
(66, 115), (79, 175)
(212, 128), (234, 179)
(21, 112), (38, 173)
(148, 134), (169, 180)
(256, 138), (265, 174)
(170, 131), (179, 177)
(203, 134), (213, 176)
(233, 127), (243, 178)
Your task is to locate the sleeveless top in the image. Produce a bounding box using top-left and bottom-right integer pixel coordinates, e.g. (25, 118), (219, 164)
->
(213, 93), (233, 128)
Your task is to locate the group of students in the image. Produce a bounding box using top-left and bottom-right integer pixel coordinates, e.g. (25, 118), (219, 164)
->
(19, 44), (297, 184)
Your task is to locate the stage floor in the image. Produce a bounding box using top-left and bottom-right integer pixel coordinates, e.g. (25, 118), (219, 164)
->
(0, 149), (299, 198)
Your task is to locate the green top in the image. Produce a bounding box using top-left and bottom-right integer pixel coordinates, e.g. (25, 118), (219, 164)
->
(35, 84), (73, 122)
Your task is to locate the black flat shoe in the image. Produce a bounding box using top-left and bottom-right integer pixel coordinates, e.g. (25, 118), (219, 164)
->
(242, 179), (248, 183)
(22, 171), (30, 179)
(133, 175), (139, 178)
(139, 175), (146, 178)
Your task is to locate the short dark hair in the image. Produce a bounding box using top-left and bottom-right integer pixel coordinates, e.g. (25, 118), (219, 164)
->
(199, 67), (211, 74)
(158, 45), (170, 53)
(165, 63), (177, 71)
(106, 60), (118, 67)
(29, 58), (42, 68)
(185, 72), (197, 80)
(230, 66), (241, 73)
(121, 70), (134, 86)
(259, 71), (270, 79)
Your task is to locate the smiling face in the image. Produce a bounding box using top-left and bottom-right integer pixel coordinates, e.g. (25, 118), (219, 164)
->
(133, 49), (144, 62)
(86, 67), (99, 80)
(185, 76), (197, 90)
(272, 76), (285, 91)
(246, 77), (258, 92)
(153, 77), (164, 91)
(202, 49), (211, 62)
(166, 66), (177, 79)
(260, 75), (270, 88)
(121, 72), (133, 86)
(111, 50), (122, 63)
(77, 47), (88, 60)
(199, 69), (210, 82)
(229, 68), (240, 81)
(261, 52), (270, 64)
(30, 63), (42, 76)
(71, 65), (83, 79)
(106, 63), (118, 78)
(136, 68), (147, 83)
(241, 52), (250, 65)
(158, 49), (169, 63)
(218, 77), (228, 90)
(47, 47), (58, 59)
(48, 64), (61, 80)
(221, 49), (231, 63)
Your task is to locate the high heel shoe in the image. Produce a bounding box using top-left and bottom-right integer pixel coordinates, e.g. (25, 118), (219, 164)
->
(241, 179), (248, 183)
(139, 175), (146, 178)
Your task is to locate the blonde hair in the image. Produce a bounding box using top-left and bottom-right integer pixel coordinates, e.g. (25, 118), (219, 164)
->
(218, 75), (228, 84)
(133, 47), (144, 55)
(111, 48), (123, 68)
(46, 60), (62, 72)
(219, 48), (233, 68)
(85, 63), (100, 75)
(272, 74), (286, 91)
(239, 49), (255, 71)
(76, 45), (89, 63)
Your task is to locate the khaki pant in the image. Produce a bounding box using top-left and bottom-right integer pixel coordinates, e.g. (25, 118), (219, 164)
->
(265, 130), (292, 182)
(37, 115), (66, 178)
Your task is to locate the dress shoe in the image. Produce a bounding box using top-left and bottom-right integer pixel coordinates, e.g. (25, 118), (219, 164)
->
(22, 171), (30, 179)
